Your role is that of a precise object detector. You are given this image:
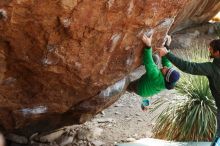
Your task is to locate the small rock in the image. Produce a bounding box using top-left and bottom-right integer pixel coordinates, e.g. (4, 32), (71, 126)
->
(94, 118), (116, 123)
(29, 133), (38, 141)
(77, 128), (90, 140)
(66, 125), (81, 131)
(88, 142), (92, 146)
(77, 140), (84, 145)
(6, 133), (28, 144)
(114, 103), (124, 107)
(91, 140), (105, 146)
(138, 119), (143, 122)
(125, 117), (132, 121)
(101, 111), (105, 115)
(133, 133), (138, 138)
(135, 113), (141, 116)
(77, 127), (103, 141)
(36, 129), (65, 142)
(90, 127), (103, 140)
(55, 134), (73, 146)
(129, 105), (134, 108)
(115, 112), (120, 115)
(126, 138), (136, 142)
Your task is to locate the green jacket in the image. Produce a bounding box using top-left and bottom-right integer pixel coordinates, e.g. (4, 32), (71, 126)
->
(136, 47), (172, 97)
(166, 52), (220, 109)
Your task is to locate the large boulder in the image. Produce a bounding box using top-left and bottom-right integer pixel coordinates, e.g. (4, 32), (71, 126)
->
(0, 0), (216, 136)
(171, 0), (220, 32)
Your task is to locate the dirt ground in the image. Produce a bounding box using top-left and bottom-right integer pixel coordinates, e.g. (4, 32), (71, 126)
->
(84, 90), (177, 145)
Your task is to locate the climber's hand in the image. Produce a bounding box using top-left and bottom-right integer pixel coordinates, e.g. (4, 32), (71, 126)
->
(157, 47), (169, 57)
(142, 33), (152, 48)
(164, 35), (172, 47)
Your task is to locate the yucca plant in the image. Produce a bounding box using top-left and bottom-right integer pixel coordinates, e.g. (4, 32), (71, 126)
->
(152, 43), (217, 141)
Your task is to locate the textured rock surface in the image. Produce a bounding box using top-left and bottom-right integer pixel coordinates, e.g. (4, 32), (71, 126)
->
(0, 0), (199, 136)
(171, 0), (220, 32)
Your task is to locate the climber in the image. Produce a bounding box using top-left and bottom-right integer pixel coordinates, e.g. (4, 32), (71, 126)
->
(127, 34), (180, 111)
(157, 39), (220, 146)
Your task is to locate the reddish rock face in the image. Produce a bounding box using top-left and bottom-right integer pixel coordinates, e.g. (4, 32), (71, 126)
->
(0, 0), (193, 135)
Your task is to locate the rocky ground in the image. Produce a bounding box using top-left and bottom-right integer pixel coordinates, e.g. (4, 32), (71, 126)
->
(87, 90), (176, 146)
(6, 90), (175, 146)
